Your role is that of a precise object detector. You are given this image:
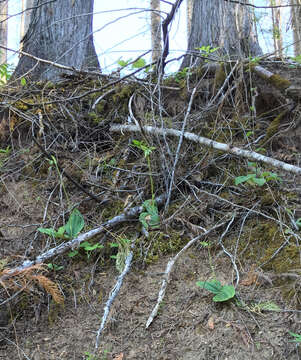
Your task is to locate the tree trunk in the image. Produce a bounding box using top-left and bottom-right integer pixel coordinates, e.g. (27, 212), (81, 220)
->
(20, 0), (35, 47)
(181, 0), (262, 68)
(0, 0), (8, 65)
(290, 0), (301, 55)
(13, 0), (100, 81)
(271, 0), (283, 57)
(150, 0), (162, 63)
(186, 0), (193, 43)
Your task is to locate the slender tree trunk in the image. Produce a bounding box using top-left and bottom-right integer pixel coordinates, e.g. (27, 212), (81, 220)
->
(290, 0), (301, 55)
(20, 0), (35, 46)
(186, 0), (193, 43)
(271, 0), (283, 57)
(13, 0), (100, 81)
(181, 0), (262, 68)
(150, 0), (162, 63)
(0, 0), (8, 65)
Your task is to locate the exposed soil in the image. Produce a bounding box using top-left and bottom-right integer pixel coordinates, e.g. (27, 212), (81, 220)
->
(1, 60), (301, 359)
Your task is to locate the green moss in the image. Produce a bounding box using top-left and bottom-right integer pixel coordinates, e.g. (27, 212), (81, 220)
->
(260, 109), (287, 146)
(138, 230), (188, 264)
(269, 74), (291, 90)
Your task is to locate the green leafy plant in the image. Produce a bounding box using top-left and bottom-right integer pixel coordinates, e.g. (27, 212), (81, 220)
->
(173, 67), (192, 83)
(235, 162), (282, 187)
(0, 63), (12, 84)
(196, 45), (219, 59)
(110, 237), (130, 273)
(132, 139), (156, 200)
(139, 199), (160, 231)
(288, 331), (301, 343)
(20, 77), (27, 86)
(196, 279), (235, 302)
(0, 145), (10, 155)
(68, 241), (104, 259)
(117, 57), (149, 74)
(47, 263), (64, 271)
(38, 208), (84, 239)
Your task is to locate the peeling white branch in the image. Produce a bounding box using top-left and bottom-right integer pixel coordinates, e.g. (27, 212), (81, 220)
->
(1, 194), (167, 280)
(110, 124), (301, 175)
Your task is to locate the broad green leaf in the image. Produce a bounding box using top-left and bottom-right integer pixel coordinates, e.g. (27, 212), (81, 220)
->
(132, 58), (146, 68)
(196, 280), (222, 294)
(117, 58), (131, 67)
(64, 209), (84, 238)
(213, 285), (235, 302)
(57, 226), (66, 237)
(252, 177), (266, 186)
(235, 174), (254, 185)
(38, 228), (56, 237)
(21, 77), (26, 86)
(68, 250), (78, 258)
(83, 243), (103, 251)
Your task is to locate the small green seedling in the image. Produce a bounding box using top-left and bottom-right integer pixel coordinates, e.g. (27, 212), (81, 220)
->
(38, 208), (84, 239)
(288, 331), (301, 343)
(235, 162), (282, 187)
(139, 199), (160, 231)
(47, 263), (64, 271)
(0, 145), (10, 155)
(110, 237), (130, 273)
(173, 67), (192, 83)
(132, 139), (156, 201)
(68, 241), (104, 259)
(196, 45), (220, 59)
(196, 279), (235, 302)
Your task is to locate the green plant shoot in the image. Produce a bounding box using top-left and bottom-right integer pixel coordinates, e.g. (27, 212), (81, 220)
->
(196, 279), (235, 302)
(38, 208), (84, 239)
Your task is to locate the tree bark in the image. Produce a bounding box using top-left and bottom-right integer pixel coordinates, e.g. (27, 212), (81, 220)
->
(186, 0), (193, 43)
(150, 0), (162, 63)
(271, 0), (283, 57)
(181, 0), (262, 68)
(13, 0), (100, 81)
(0, 0), (8, 65)
(290, 0), (301, 55)
(20, 0), (35, 47)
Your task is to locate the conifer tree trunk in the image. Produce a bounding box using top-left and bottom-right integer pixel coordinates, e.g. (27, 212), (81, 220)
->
(150, 0), (162, 63)
(290, 0), (301, 55)
(13, 0), (100, 81)
(186, 0), (193, 43)
(0, 0), (8, 65)
(181, 0), (262, 68)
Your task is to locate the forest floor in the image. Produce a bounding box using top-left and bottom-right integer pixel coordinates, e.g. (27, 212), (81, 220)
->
(0, 59), (301, 359)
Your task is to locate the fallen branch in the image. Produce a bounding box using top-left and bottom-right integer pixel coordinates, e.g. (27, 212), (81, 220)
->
(95, 241), (135, 349)
(0, 193), (168, 281)
(145, 219), (229, 328)
(110, 124), (301, 175)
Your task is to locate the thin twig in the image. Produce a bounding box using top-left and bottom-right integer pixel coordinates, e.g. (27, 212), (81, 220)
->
(145, 219), (229, 328)
(164, 86), (197, 211)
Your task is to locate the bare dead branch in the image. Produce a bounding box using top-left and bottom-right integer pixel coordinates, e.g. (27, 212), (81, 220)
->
(110, 124), (301, 175)
(146, 219), (229, 328)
